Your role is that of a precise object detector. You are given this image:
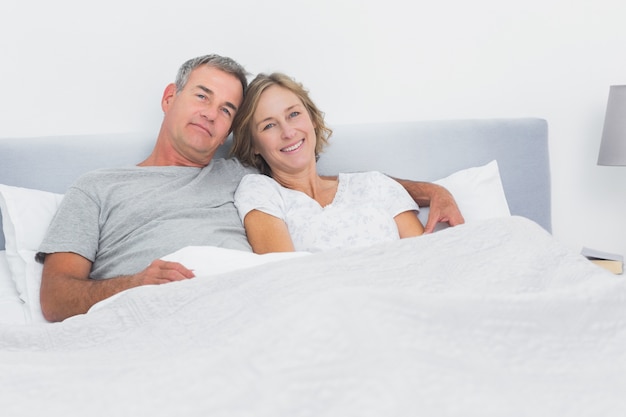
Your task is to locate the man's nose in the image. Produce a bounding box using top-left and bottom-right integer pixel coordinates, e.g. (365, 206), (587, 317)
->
(201, 104), (218, 120)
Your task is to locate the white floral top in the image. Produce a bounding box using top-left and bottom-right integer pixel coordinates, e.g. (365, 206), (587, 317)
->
(234, 171), (419, 252)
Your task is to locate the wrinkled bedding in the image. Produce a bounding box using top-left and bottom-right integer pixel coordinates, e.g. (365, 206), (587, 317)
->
(0, 216), (624, 417)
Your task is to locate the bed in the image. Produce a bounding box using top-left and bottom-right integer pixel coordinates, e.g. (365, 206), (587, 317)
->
(1, 118), (624, 416)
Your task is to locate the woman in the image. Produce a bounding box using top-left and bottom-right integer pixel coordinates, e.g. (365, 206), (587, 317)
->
(231, 73), (424, 254)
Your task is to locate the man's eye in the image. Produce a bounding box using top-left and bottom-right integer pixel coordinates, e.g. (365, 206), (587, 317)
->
(221, 107), (232, 117)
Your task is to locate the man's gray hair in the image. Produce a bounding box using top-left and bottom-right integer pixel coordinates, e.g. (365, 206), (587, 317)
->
(174, 54), (249, 95)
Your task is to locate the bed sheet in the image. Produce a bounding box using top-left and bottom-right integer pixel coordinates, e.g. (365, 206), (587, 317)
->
(0, 250), (25, 325)
(0, 217), (624, 416)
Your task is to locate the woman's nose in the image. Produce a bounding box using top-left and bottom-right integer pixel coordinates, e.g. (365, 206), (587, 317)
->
(281, 125), (296, 139)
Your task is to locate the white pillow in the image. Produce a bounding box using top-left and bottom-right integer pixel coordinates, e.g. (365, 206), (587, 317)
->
(0, 250), (17, 297)
(0, 184), (64, 323)
(0, 250), (27, 325)
(417, 160), (510, 231)
(161, 246), (311, 277)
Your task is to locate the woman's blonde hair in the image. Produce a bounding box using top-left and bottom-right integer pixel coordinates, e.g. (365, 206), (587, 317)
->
(230, 72), (332, 176)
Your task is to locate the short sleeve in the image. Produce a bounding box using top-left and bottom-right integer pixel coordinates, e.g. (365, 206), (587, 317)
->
(38, 181), (101, 262)
(234, 174), (287, 222)
(362, 172), (420, 217)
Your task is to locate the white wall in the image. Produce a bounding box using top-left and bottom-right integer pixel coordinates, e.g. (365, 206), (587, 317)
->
(1, 0), (625, 257)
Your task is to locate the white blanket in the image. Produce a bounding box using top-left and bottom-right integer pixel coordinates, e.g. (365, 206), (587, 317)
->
(0, 216), (624, 417)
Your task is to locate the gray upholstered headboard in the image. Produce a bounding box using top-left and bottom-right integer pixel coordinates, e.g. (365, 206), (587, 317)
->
(0, 118), (550, 250)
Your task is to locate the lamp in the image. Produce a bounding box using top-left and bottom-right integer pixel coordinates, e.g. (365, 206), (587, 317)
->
(598, 85), (626, 166)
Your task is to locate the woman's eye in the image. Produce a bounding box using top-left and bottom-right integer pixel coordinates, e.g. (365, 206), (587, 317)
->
(262, 123), (275, 131)
(289, 111), (300, 118)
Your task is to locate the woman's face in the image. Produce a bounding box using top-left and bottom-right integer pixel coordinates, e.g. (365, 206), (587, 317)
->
(251, 85), (317, 176)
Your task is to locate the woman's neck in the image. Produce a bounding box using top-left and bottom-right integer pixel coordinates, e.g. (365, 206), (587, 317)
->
(272, 170), (339, 207)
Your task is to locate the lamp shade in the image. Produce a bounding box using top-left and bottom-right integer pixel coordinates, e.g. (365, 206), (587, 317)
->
(598, 85), (626, 166)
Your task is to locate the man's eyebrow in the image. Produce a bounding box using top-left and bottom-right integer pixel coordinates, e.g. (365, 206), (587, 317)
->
(196, 85), (213, 96)
(196, 85), (238, 112)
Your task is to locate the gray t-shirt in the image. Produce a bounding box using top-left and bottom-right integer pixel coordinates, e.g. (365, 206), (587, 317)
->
(37, 158), (255, 279)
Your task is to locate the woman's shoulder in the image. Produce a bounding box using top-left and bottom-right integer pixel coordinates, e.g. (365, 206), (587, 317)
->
(340, 171), (390, 183)
(339, 171), (407, 197)
(237, 173), (282, 193)
(240, 173), (276, 184)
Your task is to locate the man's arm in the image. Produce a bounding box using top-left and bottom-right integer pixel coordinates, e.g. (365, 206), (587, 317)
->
(394, 179), (465, 233)
(40, 252), (195, 322)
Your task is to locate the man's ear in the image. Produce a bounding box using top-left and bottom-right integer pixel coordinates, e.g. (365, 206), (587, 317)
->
(161, 83), (177, 112)
(220, 132), (230, 146)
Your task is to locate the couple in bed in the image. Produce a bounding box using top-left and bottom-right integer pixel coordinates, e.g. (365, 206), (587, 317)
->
(36, 54), (463, 322)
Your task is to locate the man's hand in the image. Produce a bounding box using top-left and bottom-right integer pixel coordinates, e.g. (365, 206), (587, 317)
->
(423, 184), (465, 233)
(134, 259), (195, 284)
(40, 253), (195, 322)
(393, 178), (464, 233)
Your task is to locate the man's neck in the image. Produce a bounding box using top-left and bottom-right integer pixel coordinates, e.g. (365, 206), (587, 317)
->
(138, 136), (213, 167)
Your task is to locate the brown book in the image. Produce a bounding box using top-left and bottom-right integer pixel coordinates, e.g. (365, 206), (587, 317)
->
(581, 247), (624, 275)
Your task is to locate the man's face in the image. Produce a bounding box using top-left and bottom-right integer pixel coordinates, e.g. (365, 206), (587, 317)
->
(161, 66), (244, 167)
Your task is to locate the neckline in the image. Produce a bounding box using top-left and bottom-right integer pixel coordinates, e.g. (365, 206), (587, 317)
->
(278, 173), (343, 209)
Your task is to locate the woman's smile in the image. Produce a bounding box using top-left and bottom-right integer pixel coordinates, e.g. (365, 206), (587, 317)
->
(281, 139), (305, 153)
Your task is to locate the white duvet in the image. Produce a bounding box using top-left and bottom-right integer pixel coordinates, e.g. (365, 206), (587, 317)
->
(0, 216), (624, 417)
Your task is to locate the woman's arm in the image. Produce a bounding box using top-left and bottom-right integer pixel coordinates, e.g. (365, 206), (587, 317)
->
(394, 210), (425, 238)
(243, 209), (296, 254)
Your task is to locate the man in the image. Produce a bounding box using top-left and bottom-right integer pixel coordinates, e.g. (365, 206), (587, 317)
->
(38, 54), (464, 322)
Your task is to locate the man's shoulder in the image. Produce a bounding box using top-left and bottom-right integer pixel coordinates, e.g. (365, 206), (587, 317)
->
(72, 166), (145, 185)
(209, 158), (257, 175)
(70, 160), (256, 190)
